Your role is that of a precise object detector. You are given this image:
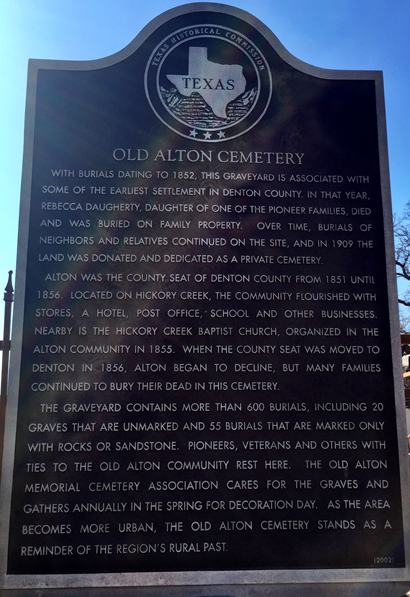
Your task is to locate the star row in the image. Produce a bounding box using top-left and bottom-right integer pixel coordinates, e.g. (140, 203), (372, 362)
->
(189, 129), (226, 139)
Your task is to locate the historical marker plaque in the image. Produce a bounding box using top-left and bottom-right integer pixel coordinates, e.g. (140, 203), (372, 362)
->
(1, 2), (409, 589)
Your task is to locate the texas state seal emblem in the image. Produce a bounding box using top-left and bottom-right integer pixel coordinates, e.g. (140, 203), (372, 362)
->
(144, 24), (272, 142)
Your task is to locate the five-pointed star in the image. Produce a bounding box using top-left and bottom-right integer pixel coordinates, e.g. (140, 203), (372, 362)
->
(203, 131), (212, 139)
(189, 129), (198, 137)
(217, 130), (226, 139)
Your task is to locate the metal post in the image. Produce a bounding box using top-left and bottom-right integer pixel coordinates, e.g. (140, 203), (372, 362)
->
(0, 271), (14, 482)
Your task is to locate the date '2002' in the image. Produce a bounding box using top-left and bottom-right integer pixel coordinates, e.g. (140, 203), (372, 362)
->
(373, 556), (395, 566)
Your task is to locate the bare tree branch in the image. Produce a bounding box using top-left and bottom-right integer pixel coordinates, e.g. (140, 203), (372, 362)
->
(394, 207), (410, 330)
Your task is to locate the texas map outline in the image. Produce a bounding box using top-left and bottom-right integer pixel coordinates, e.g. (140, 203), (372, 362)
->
(167, 46), (246, 119)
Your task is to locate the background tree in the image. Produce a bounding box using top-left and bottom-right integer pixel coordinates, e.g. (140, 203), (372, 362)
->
(395, 202), (410, 331)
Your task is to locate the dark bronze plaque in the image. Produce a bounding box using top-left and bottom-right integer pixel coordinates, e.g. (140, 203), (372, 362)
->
(1, 2), (409, 589)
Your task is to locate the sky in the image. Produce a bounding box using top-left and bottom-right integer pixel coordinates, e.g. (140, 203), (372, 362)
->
(0, 0), (409, 331)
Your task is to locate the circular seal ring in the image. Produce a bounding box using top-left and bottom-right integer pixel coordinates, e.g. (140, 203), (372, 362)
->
(145, 24), (272, 143)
